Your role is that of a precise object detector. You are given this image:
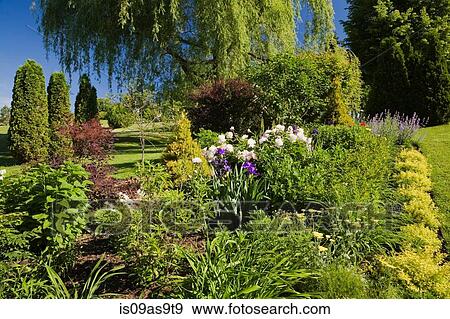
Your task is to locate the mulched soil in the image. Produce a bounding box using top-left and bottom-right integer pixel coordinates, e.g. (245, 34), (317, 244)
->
(68, 234), (141, 298)
(67, 231), (206, 298)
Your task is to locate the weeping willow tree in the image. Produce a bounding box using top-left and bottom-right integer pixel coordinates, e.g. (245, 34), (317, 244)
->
(37, 0), (334, 86)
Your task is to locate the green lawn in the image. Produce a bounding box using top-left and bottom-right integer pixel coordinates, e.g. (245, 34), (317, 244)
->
(0, 125), (21, 176)
(419, 124), (450, 248)
(0, 123), (172, 179)
(110, 123), (173, 178)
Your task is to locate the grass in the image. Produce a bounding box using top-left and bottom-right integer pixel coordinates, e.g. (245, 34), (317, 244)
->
(0, 123), (173, 179)
(419, 124), (450, 249)
(110, 123), (173, 178)
(0, 125), (21, 176)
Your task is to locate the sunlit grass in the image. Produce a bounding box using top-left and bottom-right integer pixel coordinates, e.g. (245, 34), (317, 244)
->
(420, 123), (450, 250)
(0, 125), (21, 176)
(0, 123), (173, 179)
(110, 123), (173, 179)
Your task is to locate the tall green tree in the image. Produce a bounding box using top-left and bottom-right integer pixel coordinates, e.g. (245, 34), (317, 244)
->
(74, 74), (98, 122)
(47, 72), (72, 159)
(344, 0), (450, 124)
(37, 0), (335, 87)
(48, 72), (71, 127)
(0, 105), (10, 125)
(9, 60), (49, 163)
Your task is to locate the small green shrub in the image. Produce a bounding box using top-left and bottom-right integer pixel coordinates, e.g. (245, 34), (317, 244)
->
(195, 129), (219, 149)
(0, 162), (91, 254)
(314, 264), (368, 299)
(136, 161), (172, 196)
(315, 125), (373, 150)
(106, 103), (135, 128)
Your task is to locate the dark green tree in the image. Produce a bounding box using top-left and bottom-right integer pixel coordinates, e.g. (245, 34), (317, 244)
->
(344, 0), (450, 124)
(0, 105), (10, 125)
(74, 74), (98, 122)
(48, 72), (71, 127)
(37, 0), (335, 87)
(9, 60), (49, 162)
(47, 72), (73, 159)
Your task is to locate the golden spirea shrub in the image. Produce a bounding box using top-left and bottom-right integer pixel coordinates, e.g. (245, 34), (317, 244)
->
(164, 113), (211, 186)
(379, 149), (450, 298)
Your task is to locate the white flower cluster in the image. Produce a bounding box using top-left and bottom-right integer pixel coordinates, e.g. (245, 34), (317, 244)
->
(202, 124), (313, 163)
(0, 169), (6, 181)
(238, 150), (257, 161)
(259, 125), (312, 149)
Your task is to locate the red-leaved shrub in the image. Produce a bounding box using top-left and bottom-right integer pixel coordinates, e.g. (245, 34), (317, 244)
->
(61, 119), (114, 162)
(188, 79), (264, 133)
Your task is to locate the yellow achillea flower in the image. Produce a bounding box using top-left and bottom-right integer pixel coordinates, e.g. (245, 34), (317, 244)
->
(312, 231), (324, 239)
(318, 246), (328, 253)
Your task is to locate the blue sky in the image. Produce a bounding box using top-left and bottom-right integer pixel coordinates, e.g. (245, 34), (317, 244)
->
(0, 0), (349, 108)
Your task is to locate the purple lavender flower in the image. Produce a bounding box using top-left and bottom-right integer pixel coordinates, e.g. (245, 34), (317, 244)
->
(367, 111), (427, 145)
(242, 161), (259, 176)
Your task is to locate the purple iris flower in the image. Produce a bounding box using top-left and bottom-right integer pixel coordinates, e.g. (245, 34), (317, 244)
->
(212, 158), (231, 177)
(216, 148), (226, 156)
(312, 128), (319, 136)
(242, 161), (259, 176)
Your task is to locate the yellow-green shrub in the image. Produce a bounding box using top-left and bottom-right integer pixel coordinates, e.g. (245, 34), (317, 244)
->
(379, 250), (450, 298)
(396, 171), (432, 192)
(395, 158), (430, 177)
(164, 113), (210, 186)
(399, 190), (440, 229)
(397, 149), (428, 164)
(399, 224), (441, 253)
(378, 148), (449, 298)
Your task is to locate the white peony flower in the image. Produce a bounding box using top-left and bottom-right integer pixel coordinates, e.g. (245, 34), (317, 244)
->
(259, 135), (268, 144)
(275, 137), (284, 148)
(192, 157), (203, 164)
(287, 126), (293, 133)
(209, 145), (218, 153)
(230, 126), (235, 131)
(239, 150), (257, 161)
(241, 134), (249, 140)
(224, 144), (234, 153)
(218, 134), (226, 144)
(247, 138), (256, 148)
(206, 150), (216, 161)
(275, 124), (286, 132)
(288, 133), (298, 143)
(225, 131), (233, 139)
